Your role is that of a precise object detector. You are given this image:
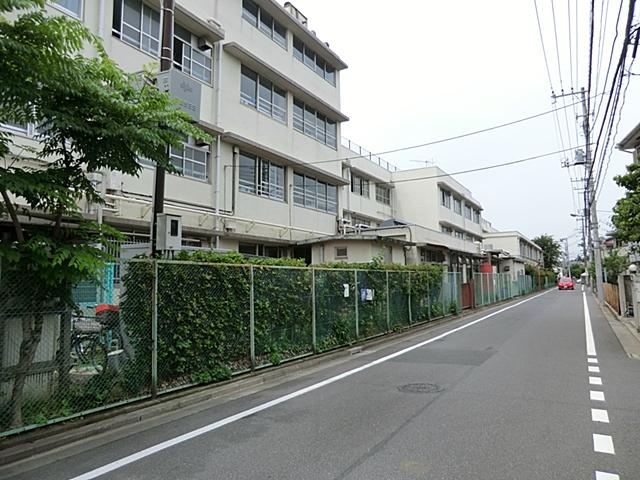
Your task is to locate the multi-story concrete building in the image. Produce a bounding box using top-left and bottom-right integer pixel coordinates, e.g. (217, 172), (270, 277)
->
(2, 0), (540, 274)
(482, 231), (543, 278)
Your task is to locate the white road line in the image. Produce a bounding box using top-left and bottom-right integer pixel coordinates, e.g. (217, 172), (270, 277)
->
(591, 391), (606, 402)
(595, 472), (620, 480)
(583, 292), (597, 356)
(589, 366), (601, 373)
(593, 434), (615, 454)
(590, 376), (603, 385)
(591, 408), (610, 423)
(588, 357), (599, 364)
(67, 290), (553, 480)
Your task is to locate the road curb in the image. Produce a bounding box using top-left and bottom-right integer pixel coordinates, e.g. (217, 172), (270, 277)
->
(0, 291), (547, 467)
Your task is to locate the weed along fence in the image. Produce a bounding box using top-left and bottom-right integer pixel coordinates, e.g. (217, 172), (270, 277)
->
(0, 255), (544, 437)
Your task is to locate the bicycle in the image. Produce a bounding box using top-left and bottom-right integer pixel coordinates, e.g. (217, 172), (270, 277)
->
(70, 313), (122, 374)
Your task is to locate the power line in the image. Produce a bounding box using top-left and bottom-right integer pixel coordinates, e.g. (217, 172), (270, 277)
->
(587, 0), (596, 124)
(387, 145), (588, 186)
(533, 0), (556, 93)
(336, 96), (600, 163)
(593, 0), (625, 129)
(589, 0), (636, 190)
(595, 0), (613, 97)
(595, 58), (635, 201)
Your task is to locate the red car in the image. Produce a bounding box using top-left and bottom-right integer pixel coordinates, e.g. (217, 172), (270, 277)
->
(558, 277), (575, 290)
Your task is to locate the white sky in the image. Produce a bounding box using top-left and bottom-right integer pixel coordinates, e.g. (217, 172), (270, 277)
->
(281, 0), (640, 259)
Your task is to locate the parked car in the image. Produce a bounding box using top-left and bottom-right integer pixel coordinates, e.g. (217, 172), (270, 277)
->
(558, 277), (575, 290)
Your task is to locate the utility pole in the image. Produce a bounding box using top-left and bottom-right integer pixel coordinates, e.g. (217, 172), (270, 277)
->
(151, 0), (174, 257)
(581, 87), (605, 303)
(553, 87), (604, 300)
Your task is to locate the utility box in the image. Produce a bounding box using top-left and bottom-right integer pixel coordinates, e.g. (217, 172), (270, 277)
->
(157, 214), (182, 252)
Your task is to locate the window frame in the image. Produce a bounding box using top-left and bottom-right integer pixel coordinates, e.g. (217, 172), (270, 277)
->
(293, 35), (337, 86)
(464, 204), (473, 220)
(350, 173), (370, 198)
(169, 140), (210, 181)
(292, 172), (338, 214)
(112, 0), (160, 57)
(173, 24), (213, 84)
(51, 0), (83, 18)
(242, 0), (287, 49)
(238, 151), (286, 202)
(440, 188), (451, 208)
(376, 185), (391, 205)
(292, 98), (338, 149)
(335, 246), (348, 259)
(240, 66), (287, 124)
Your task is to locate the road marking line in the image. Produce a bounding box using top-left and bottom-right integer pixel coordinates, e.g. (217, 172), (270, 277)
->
(590, 391), (606, 401)
(590, 376), (603, 385)
(595, 471), (620, 480)
(583, 292), (597, 356)
(67, 290), (553, 480)
(591, 408), (610, 423)
(593, 434), (615, 454)
(589, 366), (601, 373)
(588, 357), (599, 364)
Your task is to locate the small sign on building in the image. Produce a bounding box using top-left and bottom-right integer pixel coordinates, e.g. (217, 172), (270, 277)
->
(156, 68), (202, 120)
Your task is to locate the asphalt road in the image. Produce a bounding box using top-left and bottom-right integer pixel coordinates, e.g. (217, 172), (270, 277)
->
(3, 288), (640, 480)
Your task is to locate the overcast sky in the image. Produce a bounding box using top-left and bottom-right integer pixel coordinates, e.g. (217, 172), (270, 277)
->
(280, 0), (640, 258)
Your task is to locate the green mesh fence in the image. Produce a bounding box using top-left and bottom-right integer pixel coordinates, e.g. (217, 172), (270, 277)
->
(388, 271), (411, 330)
(2, 261), (544, 437)
(314, 269), (357, 352)
(253, 266), (313, 367)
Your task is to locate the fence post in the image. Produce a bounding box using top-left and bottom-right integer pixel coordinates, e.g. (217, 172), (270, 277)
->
(480, 273), (484, 306)
(354, 270), (359, 339)
(151, 259), (158, 398)
(311, 268), (316, 352)
(408, 271), (413, 324)
(250, 265), (256, 370)
(386, 271), (391, 331)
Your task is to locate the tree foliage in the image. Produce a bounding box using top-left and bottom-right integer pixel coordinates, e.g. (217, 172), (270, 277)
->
(0, 0), (208, 428)
(532, 234), (561, 270)
(602, 250), (628, 284)
(612, 162), (640, 246)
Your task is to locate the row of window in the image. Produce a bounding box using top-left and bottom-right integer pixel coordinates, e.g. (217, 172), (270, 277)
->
(239, 151), (339, 214)
(440, 188), (481, 223)
(292, 99), (337, 148)
(293, 36), (336, 85)
(240, 66), (339, 149)
(441, 226), (482, 243)
(293, 173), (338, 213)
(112, 0), (212, 84)
(350, 174), (391, 206)
(242, 0), (287, 49)
(240, 66), (287, 123)
(241, 0), (337, 87)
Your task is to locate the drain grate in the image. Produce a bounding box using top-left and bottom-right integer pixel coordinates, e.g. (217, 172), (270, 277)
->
(397, 383), (443, 394)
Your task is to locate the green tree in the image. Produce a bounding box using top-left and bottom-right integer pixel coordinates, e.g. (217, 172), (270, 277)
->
(569, 263), (584, 279)
(612, 162), (640, 246)
(0, 0), (208, 428)
(602, 250), (628, 284)
(532, 234), (562, 270)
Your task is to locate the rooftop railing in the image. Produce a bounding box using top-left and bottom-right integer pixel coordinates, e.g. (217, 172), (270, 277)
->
(341, 137), (398, 172)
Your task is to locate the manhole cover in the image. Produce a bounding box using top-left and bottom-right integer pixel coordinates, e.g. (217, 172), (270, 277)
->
(397, 383), (443, 394)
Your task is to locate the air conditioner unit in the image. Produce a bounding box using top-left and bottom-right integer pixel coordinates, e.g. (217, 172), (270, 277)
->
(198, 38), (213, 51)
(195, 139), (210, 148)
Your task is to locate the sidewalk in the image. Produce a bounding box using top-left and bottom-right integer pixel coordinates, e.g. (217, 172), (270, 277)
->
(599, 297), (640, 359)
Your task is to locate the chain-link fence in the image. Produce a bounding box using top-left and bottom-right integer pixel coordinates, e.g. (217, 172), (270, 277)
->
(0, 261), (542, 436)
